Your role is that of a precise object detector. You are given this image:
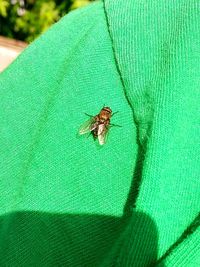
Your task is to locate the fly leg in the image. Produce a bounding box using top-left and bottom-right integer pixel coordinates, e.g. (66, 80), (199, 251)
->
(84, 113), (93, 117)
(87, 131), (93, 138)
(111, 111), (119, 117)
(109, 123), (122, 127)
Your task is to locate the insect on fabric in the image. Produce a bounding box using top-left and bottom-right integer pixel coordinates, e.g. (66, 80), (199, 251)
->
(79, 106), (121, 145)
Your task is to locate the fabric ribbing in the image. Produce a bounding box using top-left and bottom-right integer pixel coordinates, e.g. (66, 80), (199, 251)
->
(104, 0), (200, 264)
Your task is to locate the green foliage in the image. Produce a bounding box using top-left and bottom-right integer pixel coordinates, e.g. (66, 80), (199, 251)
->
(70, 0), (91, 10)
(15, 1), (60, 42)
(0, 0), (94, 42)
(0, 0), (9, 17)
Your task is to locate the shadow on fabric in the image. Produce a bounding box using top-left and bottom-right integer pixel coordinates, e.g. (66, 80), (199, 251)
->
(0, 211), (163, 266)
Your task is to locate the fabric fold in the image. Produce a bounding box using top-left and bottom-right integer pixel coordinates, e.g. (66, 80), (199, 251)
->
(104, 0), (200, 263)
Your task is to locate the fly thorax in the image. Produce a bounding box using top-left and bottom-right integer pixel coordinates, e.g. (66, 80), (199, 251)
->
(100, 118), (106, 123)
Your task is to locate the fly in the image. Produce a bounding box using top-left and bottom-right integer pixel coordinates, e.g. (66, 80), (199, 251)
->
(79, 106), (121, 145)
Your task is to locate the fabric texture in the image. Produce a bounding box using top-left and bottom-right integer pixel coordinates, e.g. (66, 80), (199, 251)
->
(0, 0), (199, 266)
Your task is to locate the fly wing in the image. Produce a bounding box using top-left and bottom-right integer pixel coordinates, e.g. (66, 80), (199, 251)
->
(98, 124), (109, 145)
(79, 117), (97, 135)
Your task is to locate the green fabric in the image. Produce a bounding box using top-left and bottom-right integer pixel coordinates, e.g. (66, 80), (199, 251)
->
(0, 0), (199, 266)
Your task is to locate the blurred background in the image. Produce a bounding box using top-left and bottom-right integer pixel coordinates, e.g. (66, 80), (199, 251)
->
(0, 0), (94, 71)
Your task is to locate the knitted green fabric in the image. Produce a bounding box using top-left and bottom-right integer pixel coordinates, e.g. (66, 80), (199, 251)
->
(0, 1), (199, 266)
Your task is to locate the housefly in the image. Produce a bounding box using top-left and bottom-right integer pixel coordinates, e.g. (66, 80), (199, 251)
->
(79, 106), (120, 145)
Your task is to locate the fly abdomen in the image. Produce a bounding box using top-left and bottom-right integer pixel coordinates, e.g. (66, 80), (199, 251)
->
(92, 128), (98, 138)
